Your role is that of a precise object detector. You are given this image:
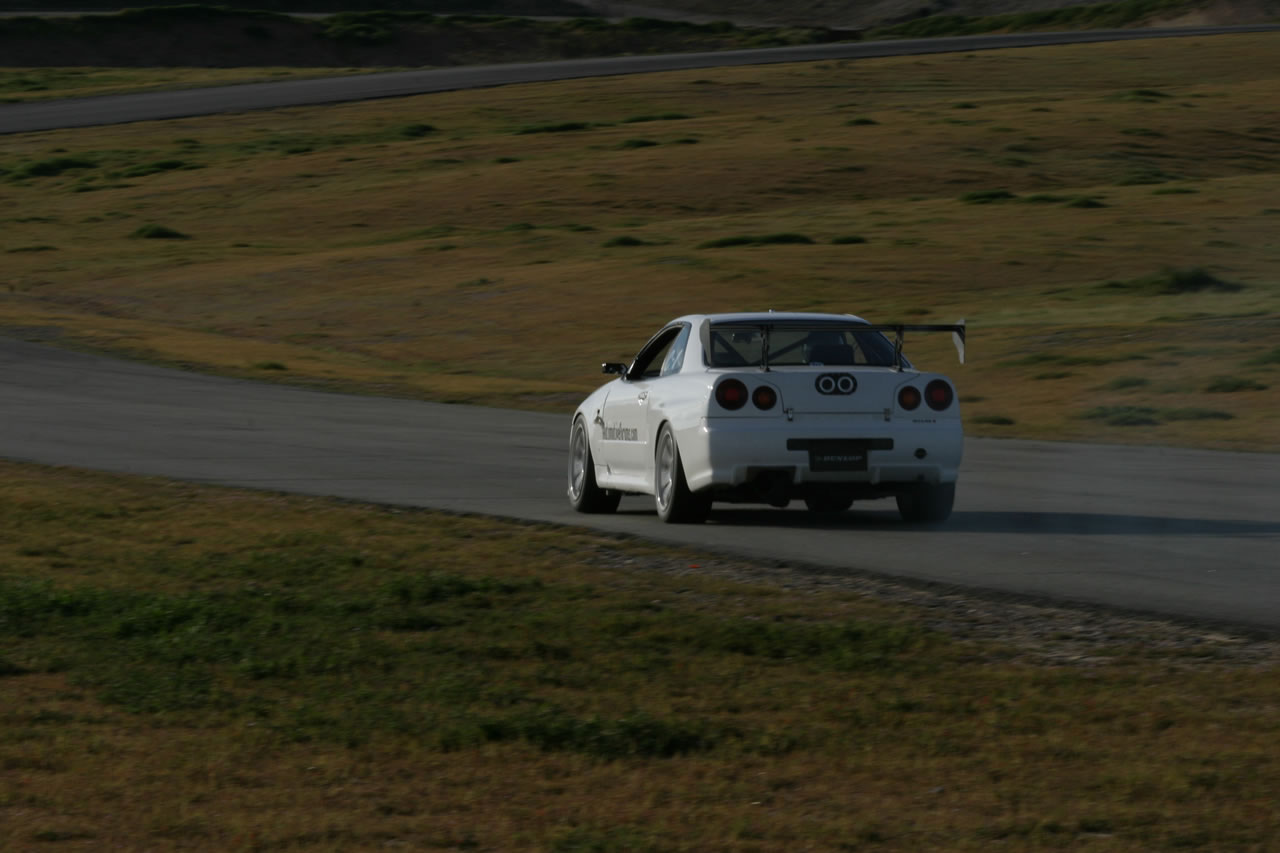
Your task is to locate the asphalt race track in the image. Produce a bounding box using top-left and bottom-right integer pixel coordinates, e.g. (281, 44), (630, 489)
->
(2, 25), (1280, 134)
(3, 337), (1278, 629)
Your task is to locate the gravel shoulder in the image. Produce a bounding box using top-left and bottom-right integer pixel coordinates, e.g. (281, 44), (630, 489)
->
(590, 541), (1280, 669)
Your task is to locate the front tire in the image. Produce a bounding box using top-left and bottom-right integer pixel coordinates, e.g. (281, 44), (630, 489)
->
(896, 482), (955, 523)
(654, 424), (709, 524)
(568, 416), (620, 514)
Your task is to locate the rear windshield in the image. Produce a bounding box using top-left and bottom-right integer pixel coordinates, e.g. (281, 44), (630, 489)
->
(708, 324), (899, 368)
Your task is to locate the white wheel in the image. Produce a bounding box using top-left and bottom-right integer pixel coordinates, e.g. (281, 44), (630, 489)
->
(654, 424), (709, 524)
(568, 417), (620, 514)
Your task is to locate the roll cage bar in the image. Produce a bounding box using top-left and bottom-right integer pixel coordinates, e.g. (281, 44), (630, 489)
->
(701, 319), (966, 372)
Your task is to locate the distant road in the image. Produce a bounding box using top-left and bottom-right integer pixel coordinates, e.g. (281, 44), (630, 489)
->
(3, 24), (1279, 134)
(2, 337), (1278, 629)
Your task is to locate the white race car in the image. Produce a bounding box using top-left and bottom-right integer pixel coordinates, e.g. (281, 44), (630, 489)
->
(568, 312), (966, 523)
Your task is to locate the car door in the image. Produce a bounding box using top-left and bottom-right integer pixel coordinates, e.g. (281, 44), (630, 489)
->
(598, 325), (686, 483)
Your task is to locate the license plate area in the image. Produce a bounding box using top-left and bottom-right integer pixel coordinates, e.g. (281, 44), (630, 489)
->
(787, 438), (892, 472)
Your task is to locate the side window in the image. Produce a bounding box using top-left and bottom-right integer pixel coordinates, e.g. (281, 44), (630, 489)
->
(630, 326), (683, 379)
(660, 325), (691, 376)
(851, 331), (899, 367)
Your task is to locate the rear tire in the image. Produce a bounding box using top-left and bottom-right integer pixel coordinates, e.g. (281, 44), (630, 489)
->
(896, 482), (955, 523)
(568, 416), (621, 514)
(654, 424), (710, 524)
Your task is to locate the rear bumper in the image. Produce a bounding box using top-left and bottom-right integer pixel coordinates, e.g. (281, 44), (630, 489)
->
(677, 414), (962, 493)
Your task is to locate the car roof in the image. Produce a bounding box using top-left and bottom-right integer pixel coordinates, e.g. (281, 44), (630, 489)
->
(672, 311), (870, 326)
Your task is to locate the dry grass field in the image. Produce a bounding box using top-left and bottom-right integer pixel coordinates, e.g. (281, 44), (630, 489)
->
(2, 460), (1278, 852)
(1, 33), (1278, 451)
(2, 35), (1279, 850)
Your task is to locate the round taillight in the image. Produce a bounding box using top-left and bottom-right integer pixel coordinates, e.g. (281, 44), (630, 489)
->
(752, 385), (777, 410)
(925, 379), (953, 411)
(898, 386), (921, 411)
(715, 378), (749, 411)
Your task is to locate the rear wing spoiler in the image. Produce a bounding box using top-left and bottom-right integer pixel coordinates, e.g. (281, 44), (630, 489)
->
(874, 322), (966, 369)
(699, 319), (966, 370)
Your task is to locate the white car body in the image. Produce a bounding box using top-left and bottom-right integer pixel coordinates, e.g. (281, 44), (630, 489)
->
(567, 312), (966, 523)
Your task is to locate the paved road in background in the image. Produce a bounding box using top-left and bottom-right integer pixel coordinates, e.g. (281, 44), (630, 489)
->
(3, 25), (1279, 134)
(3, 338), (1277, 628)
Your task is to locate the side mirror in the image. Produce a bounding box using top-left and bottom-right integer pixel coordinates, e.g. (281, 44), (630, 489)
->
(601, 362), (627, 375)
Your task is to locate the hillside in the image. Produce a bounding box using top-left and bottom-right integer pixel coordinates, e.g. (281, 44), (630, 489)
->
(0, 6), (854, 67)
(2, 0), (1277, 38)
(578, 0), (1279, 28)
(0, 0), (597, 12)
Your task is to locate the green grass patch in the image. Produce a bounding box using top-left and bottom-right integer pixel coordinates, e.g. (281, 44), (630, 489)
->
(1115, 167), (1179, 186)
(1245, 347), (1280, 366)
(1082, 405), (1240, 425)
(398, 122), (437, 138)
(119, 159), (202, 178)
(1205, 376), (1268, 393)
(10, 156), (97, 179)
(1162, 408), (1235, 421)
(1111, 88), (1175, 102)
(515, 121), (596, 134)
(698, 233), (815, 249)
(845, 117), (879, 126)
(971, 414), (1016, 425)
(455, 709), (731, 758)
(1099, 267), (1243, 295)
(620, 113), (690, 123)
(130, 224), (189, 240)
(618, 138), (658, 149)
(960, 189), (1017, 204)
(831, 235), (867, 244)
(602, 235), (652, 247)
(1081, 405), (1161, 426)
